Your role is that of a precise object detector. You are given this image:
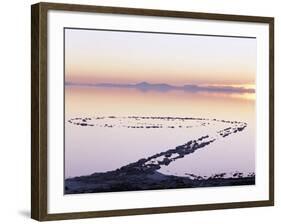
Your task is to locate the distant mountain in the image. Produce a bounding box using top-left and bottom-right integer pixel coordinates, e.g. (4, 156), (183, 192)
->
(94, 83), (133, 88)
(65, 81), (255, 94)
(135, 82), (174, 91)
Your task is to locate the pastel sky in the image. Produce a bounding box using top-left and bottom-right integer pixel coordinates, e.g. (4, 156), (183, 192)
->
(65, 28), (256, 87)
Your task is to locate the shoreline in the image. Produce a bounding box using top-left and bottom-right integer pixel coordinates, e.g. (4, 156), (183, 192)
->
(65, 170), (255, 194)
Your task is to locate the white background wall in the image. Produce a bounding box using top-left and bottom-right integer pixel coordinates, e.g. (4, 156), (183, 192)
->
(0, 0), (279, 223)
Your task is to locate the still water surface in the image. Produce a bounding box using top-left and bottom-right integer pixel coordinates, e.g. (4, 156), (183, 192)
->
(65, 86), (255, 178)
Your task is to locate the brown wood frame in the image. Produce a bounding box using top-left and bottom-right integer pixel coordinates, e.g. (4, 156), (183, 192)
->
(31, 2), (274, 221)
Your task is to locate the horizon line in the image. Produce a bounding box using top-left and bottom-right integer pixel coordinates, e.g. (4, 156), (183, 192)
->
(65, 81), (255, 94)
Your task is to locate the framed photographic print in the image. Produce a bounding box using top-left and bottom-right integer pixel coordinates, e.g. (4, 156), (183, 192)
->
(31, 2), (274, 221)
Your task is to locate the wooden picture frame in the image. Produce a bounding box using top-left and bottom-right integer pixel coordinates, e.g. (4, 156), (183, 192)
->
(31, 2), (274, 221)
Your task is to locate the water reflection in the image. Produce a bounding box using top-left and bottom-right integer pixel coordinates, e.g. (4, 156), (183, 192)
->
(65, 86), (255, 178)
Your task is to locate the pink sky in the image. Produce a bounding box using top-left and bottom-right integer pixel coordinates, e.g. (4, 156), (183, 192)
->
(65, 28), (256, 87)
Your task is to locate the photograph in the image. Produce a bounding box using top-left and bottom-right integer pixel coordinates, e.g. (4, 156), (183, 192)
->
(30, 2), (274, 221)
(64, 28), (256, 194)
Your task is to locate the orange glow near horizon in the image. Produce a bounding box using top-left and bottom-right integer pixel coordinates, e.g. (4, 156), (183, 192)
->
(65, 29), (256, 88)
(65, 86), (255, 129)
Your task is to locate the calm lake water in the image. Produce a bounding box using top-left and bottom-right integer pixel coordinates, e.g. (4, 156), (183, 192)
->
(65, 86), (255, 178)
